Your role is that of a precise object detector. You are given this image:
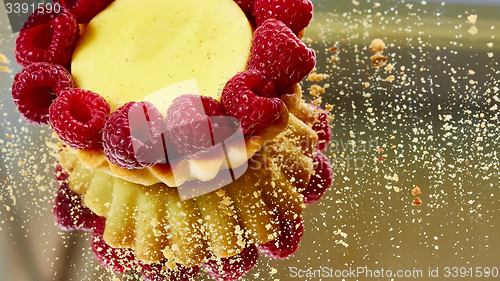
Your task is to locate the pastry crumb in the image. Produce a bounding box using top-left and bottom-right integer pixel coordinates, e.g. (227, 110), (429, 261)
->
(412, 186), (421, 195)
(308, 72), (330, 82)
(467, 14), (477, 24)
(0, 66), (12, 73)
(413, 197), (422, 206)
(216, 189), (226, 197)
(0, 53), (9, 63)
(468, 26), (478, 35)
(221, 197), (233, 206)
(371, 53), (387, 67)
(328, 46), (339, 52)
(161, 247), (174, 263)
(369, 38), (387, 53)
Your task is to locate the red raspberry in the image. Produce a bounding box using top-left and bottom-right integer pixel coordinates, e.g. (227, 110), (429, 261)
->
(310, 105), (332, 152)
(257, 217), (304, 259)
(54, 162), (69, 182)
(165, 94), (240, 157)
(234, 0), (256, 25)
(247, 19), (316, 93)
(52, 163), (97, 231)
(202, 245), (259, 281)
(15, 9), (79, 68)
(103, 101), (166, 169)
(234, 0), (254, 16)
(54, 0), (114, 23)
(221, 70), (283, 135)
(254, 0), (313, 35)
(300, 151), (333, 205)
(49, 89), (110, 149)
(12, 62), (73, 126)
(91, 216), (139, 273)
(141, 262), (199, 281)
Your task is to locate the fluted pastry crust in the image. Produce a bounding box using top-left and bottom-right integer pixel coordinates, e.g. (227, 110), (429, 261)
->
(55, 85), (324, 266)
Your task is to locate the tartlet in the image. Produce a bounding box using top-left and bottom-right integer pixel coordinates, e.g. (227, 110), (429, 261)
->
(12, 0), (333, 279)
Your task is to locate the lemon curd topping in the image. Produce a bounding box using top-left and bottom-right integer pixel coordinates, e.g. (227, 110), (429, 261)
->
(71, 0), (253, 112)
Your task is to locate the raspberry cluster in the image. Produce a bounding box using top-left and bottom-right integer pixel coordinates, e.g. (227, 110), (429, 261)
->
(11, 0), (319, 163)
(12, 62), (73, 125)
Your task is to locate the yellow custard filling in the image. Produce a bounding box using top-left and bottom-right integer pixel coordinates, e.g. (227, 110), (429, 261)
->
(71, 0), (253, 112)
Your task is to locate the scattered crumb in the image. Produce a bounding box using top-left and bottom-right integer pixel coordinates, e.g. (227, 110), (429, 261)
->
(412, 186), (421, 195)
(0, 66), (12, 73)
(328, 46), (339, 53)
(467, 14), (477, 24)
(308, 72), (330, 82)
(369, 38), (387, 53)
(151, 217), (159, 227)
(162, 246), (174, 260)
(393, 174), (399, 182)
(413, 197), (422, 206)
(385, 63), (394, 71)
(468, 26), (478, 35)
(0, 53), (9, 64)
(330, 55), (340, 63)
(221, 197), (233, 206)
(371, 53), (387, 67)
(216, 189), (226, 197)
